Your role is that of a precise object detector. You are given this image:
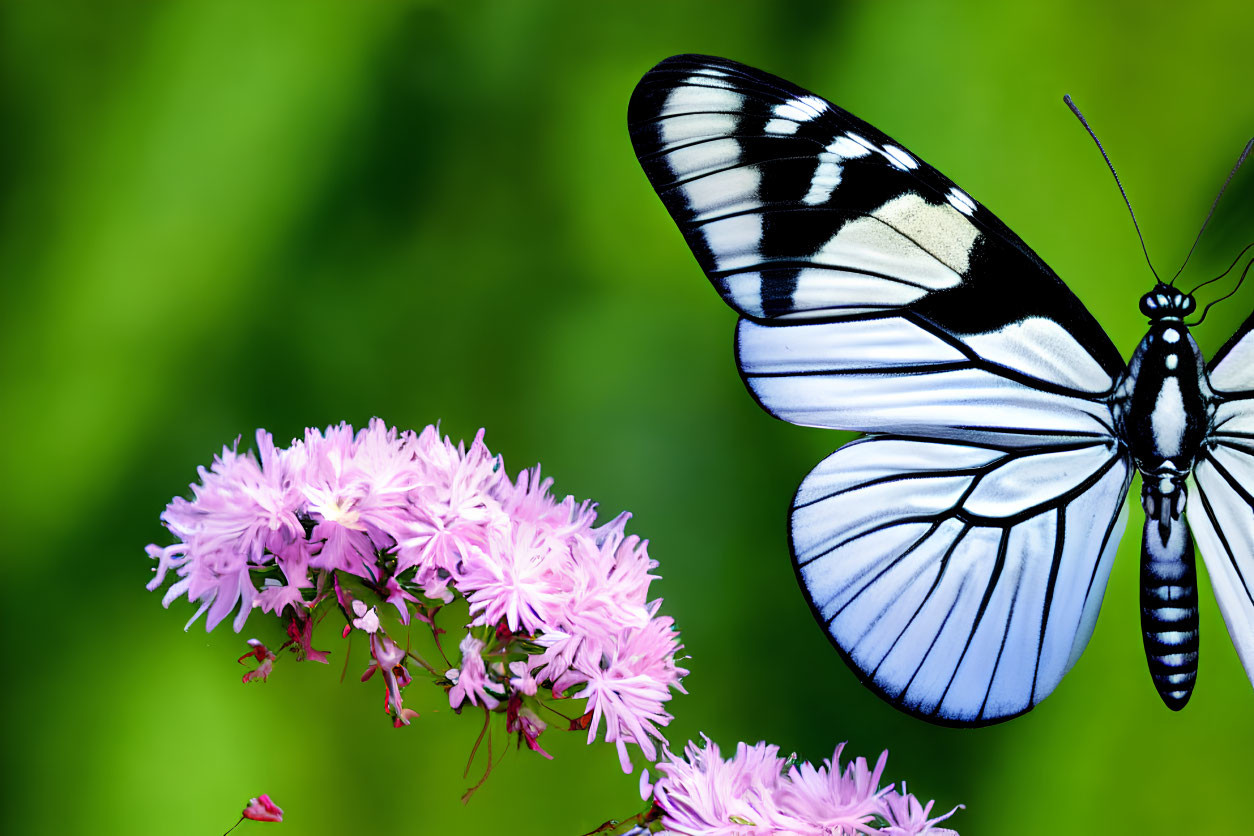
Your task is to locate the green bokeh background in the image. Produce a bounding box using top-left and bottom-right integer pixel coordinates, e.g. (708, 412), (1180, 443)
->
(4, 2), (1253, 833)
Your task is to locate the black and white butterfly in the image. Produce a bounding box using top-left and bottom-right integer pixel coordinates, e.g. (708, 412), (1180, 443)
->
(628, 54), (1254, 725)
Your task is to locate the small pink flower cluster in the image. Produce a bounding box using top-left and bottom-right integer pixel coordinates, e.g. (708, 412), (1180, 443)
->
(242, 794), (283, 824)
(642, 736), (960, 835)
(147, 420), (686, 771)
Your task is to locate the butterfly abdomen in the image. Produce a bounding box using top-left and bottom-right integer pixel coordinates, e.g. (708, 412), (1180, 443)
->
(1139, 511), (1199, 709)
(1120, 286), (1207, 710)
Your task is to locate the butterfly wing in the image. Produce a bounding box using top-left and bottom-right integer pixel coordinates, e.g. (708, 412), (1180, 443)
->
(1188, 316), (1254, 689)
(628, 54), (1127, 420)
(629, 54), (1133, 721)
(793, 435), (1130, 723)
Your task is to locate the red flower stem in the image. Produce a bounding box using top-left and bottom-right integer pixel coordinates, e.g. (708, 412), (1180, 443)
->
(403, 648), (441, 677)
(534, 696), (576, 724)
(463, 704), (492, 779)
(428, 607), (453, 669)
(461, 706), (509, 804)
(579, 805), (661, 835)
(338, 631), (352, 684)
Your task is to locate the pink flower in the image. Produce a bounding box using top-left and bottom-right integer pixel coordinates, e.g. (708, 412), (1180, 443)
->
(775, 744), (891, 833)
(590, 512), (658, 611)
(650, 737), (795, 834)
(879, 787), (962, 836)
(361, 633), (414, 726)
(242, 794), (283, 823)
(302, 423), (381, 578)
(396, 428), (506, 597)
(351, 601), (380, 634)
(506, 696), (552, 759)
(283, 613), (329, 664)
(446, 635), (502, 710)
(147, 430), (305, 632)
(238, 639), (277, 684)
(493, 466), (598, 539)
(648, 737), (962, 836)
(459, 520), (568, 634)
(527, 523), (657, 682)
(564, 614), (687, 772)
(383, 576), (420, 624)
(254, 535), (316, 617)
(507, 660), (538, 696)
(347, 419), (428, 537)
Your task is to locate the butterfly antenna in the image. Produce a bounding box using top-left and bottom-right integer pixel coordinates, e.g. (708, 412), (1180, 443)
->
(1193, 256), (1254, 326)
(1187, 241), (1254, 298)
(1064, 94), (1162, 284)
(1172, 137), (1254, 285)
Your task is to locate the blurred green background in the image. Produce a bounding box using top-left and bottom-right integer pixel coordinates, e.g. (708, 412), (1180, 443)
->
(3, 1), (1254, 833)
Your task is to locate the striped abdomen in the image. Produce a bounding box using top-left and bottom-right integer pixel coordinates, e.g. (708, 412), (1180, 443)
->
(1140, 510), (1199, 710)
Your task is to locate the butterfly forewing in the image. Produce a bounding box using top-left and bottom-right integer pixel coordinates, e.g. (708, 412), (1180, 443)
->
(629, 54), (1136, 723)
(628, 54), (1125, 391)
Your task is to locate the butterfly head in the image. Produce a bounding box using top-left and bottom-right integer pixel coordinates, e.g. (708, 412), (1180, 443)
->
(1139, 283), (1196, 321)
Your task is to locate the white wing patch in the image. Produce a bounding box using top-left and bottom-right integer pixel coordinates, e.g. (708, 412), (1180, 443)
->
(803, 135), (873, 206)
(659, 112), (738, 146)
(768, 96), (828, 134)
(883, 144), (919, 171)
(945, 186), (977, 216)
(810, 212), (966, 292)
(679, 166), (761, 221)
(738, 315), (966, 373)
(963, 317), (1115, 394)
(720, 268), (928, 320)
(1210, 327), (1254, 392)
(1211, 400), (1254, 438)
(870, 193), (980, 276)
(774, 95), (828, 122)
(664, 138), (742, 180)
(765, 118), (800, 135)
(703, 214), (763, 272)
(793, 436), (1130, 722)
(661, 81), (742, 114)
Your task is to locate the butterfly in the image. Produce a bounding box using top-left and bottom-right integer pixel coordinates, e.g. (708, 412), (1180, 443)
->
(628, 54), (1254, 725)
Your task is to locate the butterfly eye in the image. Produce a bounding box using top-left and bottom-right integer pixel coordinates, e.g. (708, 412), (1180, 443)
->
(1140, 293), (1160, 317)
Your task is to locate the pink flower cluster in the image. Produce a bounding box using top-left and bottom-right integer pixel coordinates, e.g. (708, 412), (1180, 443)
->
(147, 420), (686, 771)
(643, 737), (960, 835)
(242, 794), (283, 824)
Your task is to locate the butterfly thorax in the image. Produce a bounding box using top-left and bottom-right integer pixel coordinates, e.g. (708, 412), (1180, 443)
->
(1116, 285), (1209, 491)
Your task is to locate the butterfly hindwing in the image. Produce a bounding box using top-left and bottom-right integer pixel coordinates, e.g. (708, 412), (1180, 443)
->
(792, 435), (1131, 723)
